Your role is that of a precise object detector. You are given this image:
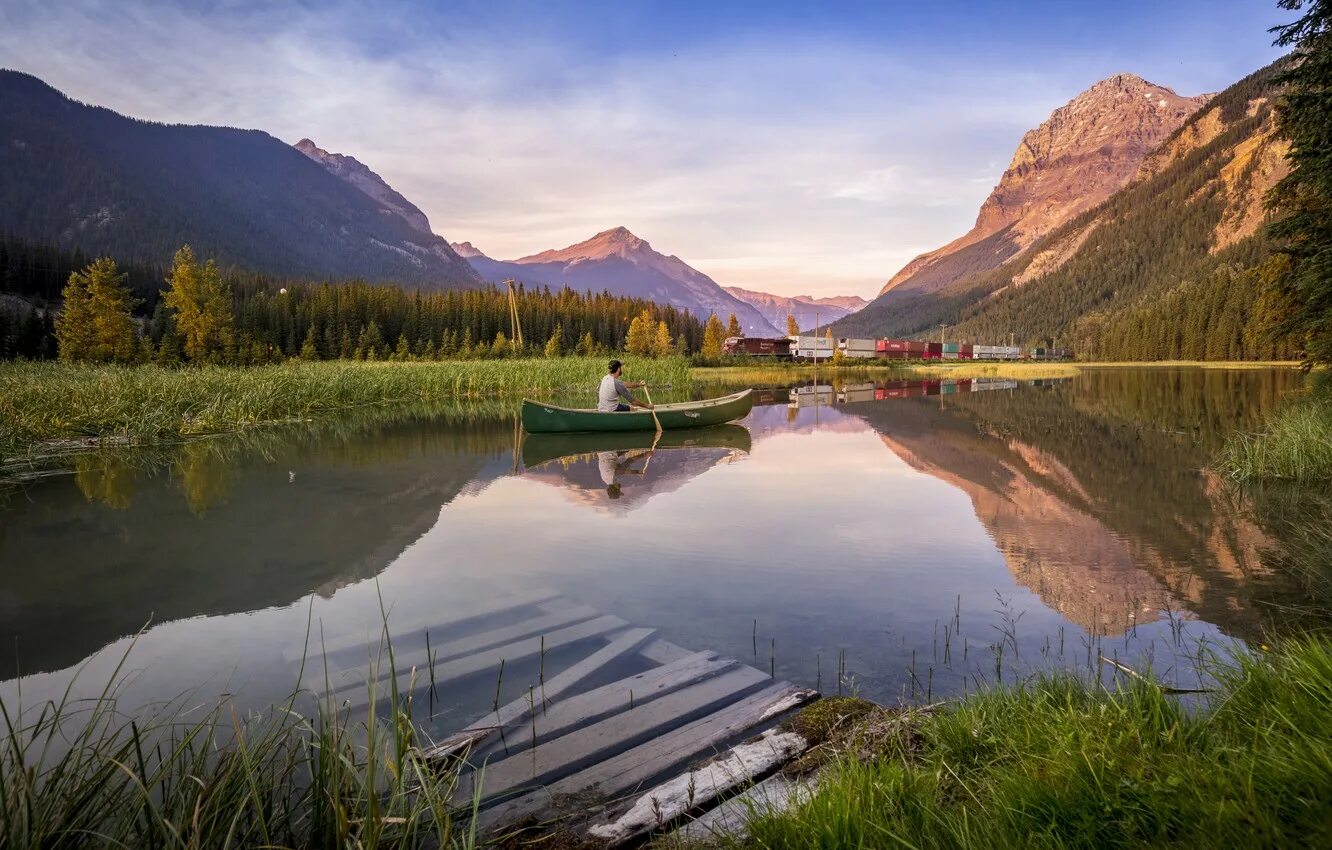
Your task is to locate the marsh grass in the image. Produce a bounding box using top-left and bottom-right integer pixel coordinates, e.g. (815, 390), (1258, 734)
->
(1218, 397), (1332, 484)
(0, 357), (691, 463)
(728, 637), (1332, 849)
(0, 632), (480, 849)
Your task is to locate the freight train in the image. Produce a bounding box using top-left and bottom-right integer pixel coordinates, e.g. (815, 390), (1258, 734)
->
(721, 335), (1072, 361)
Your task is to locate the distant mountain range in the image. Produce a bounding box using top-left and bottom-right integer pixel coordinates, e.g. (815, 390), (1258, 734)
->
(0, 70), (480, 289)
(831, 61), (1292, 360)
(451, 228), (781, 335)
(721, 287), (866, 333)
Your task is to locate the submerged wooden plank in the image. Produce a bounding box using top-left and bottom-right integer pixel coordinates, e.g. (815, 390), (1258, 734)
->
(587, 728), (811, 845)
(422, 627), (656, 761)
(455, 666), (769, 803)
(639, 638), (693, 665)
(476, 681), (818, 833)
(321, 601), (601, 679)
(284, 588), (561, 662)
(335, 615), (628, 707)
(481, 651), (732, 756)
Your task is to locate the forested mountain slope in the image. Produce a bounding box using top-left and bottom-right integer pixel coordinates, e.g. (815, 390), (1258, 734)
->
(834, 61), (1299, 361)
(875, 74), (1208, 300)
(0, 71), (481, 289)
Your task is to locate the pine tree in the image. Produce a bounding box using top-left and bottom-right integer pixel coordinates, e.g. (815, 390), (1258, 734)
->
(652, 321), (672, 357)
(394, 333), (412, 361)
(702, 314), (725, 359)
(575, 330), (595, 357)
(85, 258), (137, 363)
(626, 308), (653, 356)
(492, 330), (509, 358)
(786, 314), (800, 336)
(1268, 0), (1332, 365)
(163, 247), (234, 363)
(300, 328), (319, 361)
(726, 313), (742, 338)
(55, 267), (95, 362)
(545, 325), (563, 358)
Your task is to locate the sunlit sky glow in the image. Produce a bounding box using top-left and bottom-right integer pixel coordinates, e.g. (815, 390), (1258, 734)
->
(0, 0), (1291, 297)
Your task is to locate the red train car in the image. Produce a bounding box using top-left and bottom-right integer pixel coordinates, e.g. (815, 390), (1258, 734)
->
(721, 336), (792, 357)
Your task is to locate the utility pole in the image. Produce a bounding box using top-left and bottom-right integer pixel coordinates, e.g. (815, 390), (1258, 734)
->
(504, 279), (523, 349)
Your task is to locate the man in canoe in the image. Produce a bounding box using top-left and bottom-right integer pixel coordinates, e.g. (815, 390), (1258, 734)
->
(599, 360), (654, 413)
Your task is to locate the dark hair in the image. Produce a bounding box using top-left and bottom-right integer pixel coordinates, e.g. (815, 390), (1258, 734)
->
(608, 359), (622, 374)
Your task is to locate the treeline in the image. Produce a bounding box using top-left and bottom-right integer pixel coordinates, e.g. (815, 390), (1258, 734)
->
(2, 239), (711, 363)
(1071, 261), (1300, 361)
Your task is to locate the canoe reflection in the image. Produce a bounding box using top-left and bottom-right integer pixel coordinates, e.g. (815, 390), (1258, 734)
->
(520, 425), (751, 509)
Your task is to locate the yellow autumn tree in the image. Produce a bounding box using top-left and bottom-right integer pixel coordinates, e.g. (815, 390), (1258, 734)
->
(164, 246), (234, 363)
(626, 308), (654, 356)
(726, 313), (742, 338)
(56, 258), (137, 363)
(652, 320), (673, 357)
(786, 314), (800, 336)
(702, 314), (725, 359)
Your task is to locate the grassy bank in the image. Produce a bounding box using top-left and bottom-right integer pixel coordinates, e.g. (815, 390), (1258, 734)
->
(0, 357), (690, 463)
(725, 637), (1332, 849)
(1, 651), (476, 848)
(1218, 374), (1332, 484)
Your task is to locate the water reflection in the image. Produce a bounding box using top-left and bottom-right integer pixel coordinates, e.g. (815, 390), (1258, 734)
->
(520, 426), (751, 512)
(0, 367), (1317, 719)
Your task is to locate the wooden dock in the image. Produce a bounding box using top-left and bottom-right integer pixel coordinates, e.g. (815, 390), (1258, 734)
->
(296, 592), (819, 845)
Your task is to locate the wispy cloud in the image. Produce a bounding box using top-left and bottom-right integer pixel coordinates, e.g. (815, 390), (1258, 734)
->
(1, 0), (1286, 297)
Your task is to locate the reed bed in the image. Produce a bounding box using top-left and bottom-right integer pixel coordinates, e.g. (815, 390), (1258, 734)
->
(725, 636), (1332, 849)
(1218, 396), (1332, 484)
(0, 650), (478, 849)
(0, 357), (691, 463)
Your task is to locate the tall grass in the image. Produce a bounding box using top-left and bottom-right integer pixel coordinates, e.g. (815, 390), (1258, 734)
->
(1218, 396), (1332, 484)
(0, 641), (478, 848)
(0, 357), (691, 463)
(733, 636), (1332, 849)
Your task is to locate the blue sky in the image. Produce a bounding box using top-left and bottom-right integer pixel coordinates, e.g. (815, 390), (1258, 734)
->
(0, 1), (1293, 297)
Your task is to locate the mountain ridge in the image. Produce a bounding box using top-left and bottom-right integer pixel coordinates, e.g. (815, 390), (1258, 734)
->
(873, 73), (1211, 301)
(0, 70), (481, 289)
(722, 286), (867, 332)
(453, 227), (781, 335)
(831, 60), (1297, 361)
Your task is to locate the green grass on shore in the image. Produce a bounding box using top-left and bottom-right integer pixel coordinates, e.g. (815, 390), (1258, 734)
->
(0, 357), (690, 464)
(1218, 384), (1332, 484)
(1, 642), (478, 849)
(727, 637), (1332, 850)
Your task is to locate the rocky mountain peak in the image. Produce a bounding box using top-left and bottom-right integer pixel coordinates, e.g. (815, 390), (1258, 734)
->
(877, 72), (1209, 297)
(449, 240), (487, 259)
(293, 137), (434, 236)
(516, 226), (653, 264)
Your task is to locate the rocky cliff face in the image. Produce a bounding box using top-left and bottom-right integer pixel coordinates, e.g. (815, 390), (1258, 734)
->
(449, 241), (487, 258)
(294, 138), (434, 235)
(722, 286), (867, 333)
(879, 74), (1210, 297)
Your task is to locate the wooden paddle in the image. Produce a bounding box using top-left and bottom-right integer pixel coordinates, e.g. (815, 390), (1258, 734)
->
(641, 383), (663, 436)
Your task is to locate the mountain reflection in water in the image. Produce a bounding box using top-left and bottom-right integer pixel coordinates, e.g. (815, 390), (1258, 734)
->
(0, 368), (1316, 717)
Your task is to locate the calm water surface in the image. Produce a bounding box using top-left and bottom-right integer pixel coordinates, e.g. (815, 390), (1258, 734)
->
(0, 368), (1311, 735)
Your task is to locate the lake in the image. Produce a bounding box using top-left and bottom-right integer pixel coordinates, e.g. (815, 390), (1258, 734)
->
(0, 367), (1313, 740)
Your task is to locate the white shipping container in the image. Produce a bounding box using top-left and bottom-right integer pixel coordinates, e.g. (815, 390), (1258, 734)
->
(796, 336), (835, 350)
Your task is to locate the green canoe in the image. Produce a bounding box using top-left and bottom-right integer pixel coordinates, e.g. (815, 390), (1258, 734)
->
(521, 424), (752, 468)
(521, 389), (754, 434)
